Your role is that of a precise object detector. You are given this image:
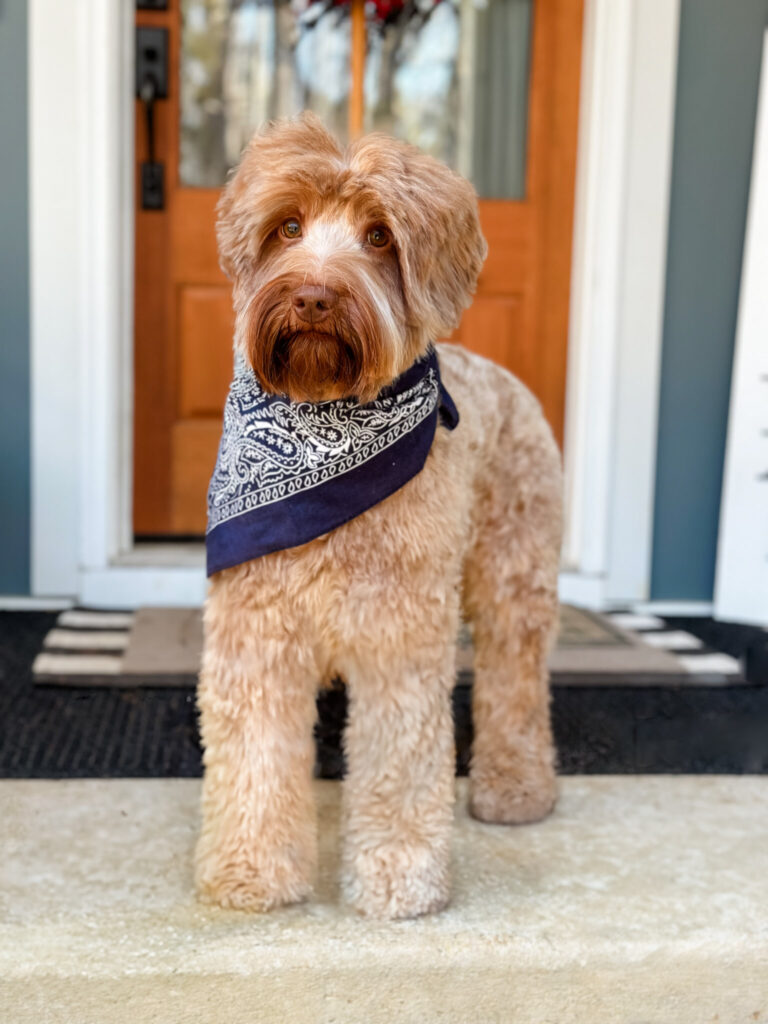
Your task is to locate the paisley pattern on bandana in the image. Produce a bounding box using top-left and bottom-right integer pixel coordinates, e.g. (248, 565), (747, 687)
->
(205, 347), (459, 575)
(207, 361), (439, 531)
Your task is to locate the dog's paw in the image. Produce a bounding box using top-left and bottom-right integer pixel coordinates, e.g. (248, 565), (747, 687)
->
(469, 769), (558, 825)
(195, 851), (314, 913)
(342, 841), (450, 920)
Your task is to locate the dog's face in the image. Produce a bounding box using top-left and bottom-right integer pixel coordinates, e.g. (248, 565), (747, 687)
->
(217, 114), (487, 402)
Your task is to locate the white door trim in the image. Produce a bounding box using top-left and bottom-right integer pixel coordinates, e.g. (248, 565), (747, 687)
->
(562, 0), (680, 606)
(30, 0), (135, 598)
(29, 0), (680, 609)
(29, 0), (82, 596)
(714, 31), (768, 627)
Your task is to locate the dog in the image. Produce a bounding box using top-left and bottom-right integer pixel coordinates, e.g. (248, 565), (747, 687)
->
(196, 113), (563, 920)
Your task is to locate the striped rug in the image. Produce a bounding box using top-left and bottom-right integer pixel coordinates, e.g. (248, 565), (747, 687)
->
(32, 606), (745, 688)
(32, 609), (135, 682)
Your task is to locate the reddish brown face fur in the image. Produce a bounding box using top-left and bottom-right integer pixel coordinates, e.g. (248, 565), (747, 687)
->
(216, 113), (487, 403)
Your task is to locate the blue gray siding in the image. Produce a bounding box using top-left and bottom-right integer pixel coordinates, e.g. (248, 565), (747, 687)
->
(0, 3), (30, 595)
(651, 0), (768, 601)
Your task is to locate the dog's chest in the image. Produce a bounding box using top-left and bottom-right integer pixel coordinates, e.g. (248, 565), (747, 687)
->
(254, 432), (468, 630)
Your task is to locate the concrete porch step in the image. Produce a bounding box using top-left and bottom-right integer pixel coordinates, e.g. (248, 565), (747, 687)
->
(1, 777), (767, 1024)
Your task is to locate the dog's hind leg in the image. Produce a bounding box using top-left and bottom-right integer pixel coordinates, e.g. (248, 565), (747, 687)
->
(463, 387), (563, 825)
(195, 571), (320, 911)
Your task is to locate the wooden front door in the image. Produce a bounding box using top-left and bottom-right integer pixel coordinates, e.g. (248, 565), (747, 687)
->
(134, 0), (584, 536)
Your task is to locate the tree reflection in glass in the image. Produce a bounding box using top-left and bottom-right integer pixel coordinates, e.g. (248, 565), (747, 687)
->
(180, 0), (351, 187)
(364, 0), (531, 198)
(180, 0), (531, 198)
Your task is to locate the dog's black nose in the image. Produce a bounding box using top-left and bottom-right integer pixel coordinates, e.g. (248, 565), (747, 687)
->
(292, 285), (337, 325)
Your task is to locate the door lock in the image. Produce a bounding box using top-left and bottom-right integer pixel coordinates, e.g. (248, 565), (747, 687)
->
(135, 26), (168, 210)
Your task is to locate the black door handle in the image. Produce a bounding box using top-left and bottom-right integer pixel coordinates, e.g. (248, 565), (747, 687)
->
(139, 73), (163, 209)
(136, 27), (168, 210)
(140, 74), (158, 164)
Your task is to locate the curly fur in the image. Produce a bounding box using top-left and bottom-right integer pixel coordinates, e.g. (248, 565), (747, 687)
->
(197, 114), (563, 920)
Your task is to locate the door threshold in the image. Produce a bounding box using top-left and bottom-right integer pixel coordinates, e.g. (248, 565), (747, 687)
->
(112, 542), (205, 569)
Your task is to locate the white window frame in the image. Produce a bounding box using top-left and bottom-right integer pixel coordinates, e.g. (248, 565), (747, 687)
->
(28, 0), (679, 609)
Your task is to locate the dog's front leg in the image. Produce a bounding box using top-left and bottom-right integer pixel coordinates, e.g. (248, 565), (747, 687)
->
(340, 634), (457, 920)
(195, 584), (319, 912)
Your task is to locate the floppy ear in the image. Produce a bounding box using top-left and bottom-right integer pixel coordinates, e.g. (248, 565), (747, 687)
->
(215, 163), (251, 280)
(351, 137), (487, 340)
(216, 113), (343, 279)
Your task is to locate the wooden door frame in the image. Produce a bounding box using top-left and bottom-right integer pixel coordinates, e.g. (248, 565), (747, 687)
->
(28, 0), (682, 610)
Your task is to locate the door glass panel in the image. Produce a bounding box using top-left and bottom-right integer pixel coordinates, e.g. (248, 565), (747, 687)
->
(364, 0), (532, 198)
(180, 0), (351, 187)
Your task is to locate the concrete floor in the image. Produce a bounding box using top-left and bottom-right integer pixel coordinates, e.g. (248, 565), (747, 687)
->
(1, 777), (767, 1024)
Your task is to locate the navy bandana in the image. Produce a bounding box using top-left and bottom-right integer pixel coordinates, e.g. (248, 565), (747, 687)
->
(205, 348), (459, 576)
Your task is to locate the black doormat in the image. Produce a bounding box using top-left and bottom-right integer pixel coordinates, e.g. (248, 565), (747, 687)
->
(2, 611), (768, 778)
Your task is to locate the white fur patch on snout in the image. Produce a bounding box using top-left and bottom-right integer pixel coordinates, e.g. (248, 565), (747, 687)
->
(302, 217), (360, 268)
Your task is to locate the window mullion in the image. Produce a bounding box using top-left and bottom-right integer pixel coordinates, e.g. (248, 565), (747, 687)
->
(349, 0), (366, 138)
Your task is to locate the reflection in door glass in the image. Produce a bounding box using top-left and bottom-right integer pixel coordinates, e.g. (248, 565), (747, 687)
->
(180, 0), (351, 187)
(180, 0), (531, 197)
(364, 0), (532, 198)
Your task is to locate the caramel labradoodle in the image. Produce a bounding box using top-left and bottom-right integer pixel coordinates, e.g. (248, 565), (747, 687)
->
(196, 114), (563, 920)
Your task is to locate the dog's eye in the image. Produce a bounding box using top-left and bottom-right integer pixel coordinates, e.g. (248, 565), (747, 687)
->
(281, 219), (302, 239)
(367, 227), (390, 248)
